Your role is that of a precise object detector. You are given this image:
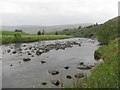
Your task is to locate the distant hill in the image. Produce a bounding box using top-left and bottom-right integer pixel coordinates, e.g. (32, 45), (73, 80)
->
(1, 23), (91, 34)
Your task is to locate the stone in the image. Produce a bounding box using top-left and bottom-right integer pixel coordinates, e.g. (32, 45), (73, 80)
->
(23, 58), (31, 62)
(12, 51), (16, 54)
(41, 82), (47, 86)
(66, 75), (72, 79)
(48, 70), (59, 75)
(75, 73), (85, 78)
(94, 50), (102, 60)
(7, 49), (11, 53)
(51, 80), (60, 86)
(64, 66), (69, 69)
(41, 61), (46, 64)
(79, 62), (84, 65)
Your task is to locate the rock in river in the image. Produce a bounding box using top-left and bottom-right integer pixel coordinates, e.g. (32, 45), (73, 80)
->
(48, 70), (59, 75)
(23, 58), (31, 62)
(12, 51), (16, 54)
(40, 61), (46, 64)
(75, 73), (85, 78)
(64, 66), (69, 69)
(77, 65), (93, 70)
(51, 80), (60, 86)
(41, 82), (47, 86)
(7, 49), (11, 53)
(66, 75), (72, 79)
(36, 50), (42, 56)
(79, 62), (84, 65)
(94, 50), (102, 60)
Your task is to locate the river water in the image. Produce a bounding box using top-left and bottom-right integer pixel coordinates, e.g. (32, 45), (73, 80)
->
(1, 38), (99, 88)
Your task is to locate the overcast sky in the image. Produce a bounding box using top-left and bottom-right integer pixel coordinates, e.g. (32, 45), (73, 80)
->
(0, 0), (119, 26)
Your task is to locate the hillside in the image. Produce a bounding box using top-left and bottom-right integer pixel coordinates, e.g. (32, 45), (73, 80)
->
(58, 16), (119, 44)
(1, 23), (91, 34)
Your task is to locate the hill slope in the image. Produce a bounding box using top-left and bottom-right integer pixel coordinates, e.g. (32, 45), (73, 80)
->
(58, 16), (119, 44)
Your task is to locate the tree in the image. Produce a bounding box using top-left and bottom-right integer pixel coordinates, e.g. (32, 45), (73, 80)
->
(15, 29), (23, 32)
(78, 26), (81, 29)
(37, 31), (41, 35)
(55, 31), (58, 35)
(42, 29), (45, 35)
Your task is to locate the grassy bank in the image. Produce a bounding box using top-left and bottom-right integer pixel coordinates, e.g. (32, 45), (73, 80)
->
(1, 31), (73, 44)
(78, 38), (119, 88)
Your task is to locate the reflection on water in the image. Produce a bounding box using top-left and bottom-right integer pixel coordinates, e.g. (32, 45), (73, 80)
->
(2, 38), (99, 88)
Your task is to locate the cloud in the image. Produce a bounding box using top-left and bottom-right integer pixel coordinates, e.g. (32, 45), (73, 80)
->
(0, 0), (119, 25)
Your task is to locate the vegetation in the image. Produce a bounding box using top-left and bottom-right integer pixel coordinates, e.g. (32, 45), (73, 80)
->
(78, 38), (119, 88)
(58, 16), (119, 88)
(37, 30), (42, 35)
(1, 30), (73, 44)
(0, 16), (119, 88)
(58, 16), (119, 44)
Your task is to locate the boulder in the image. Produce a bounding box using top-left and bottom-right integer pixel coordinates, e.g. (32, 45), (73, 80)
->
(48, 70), (59, 75)
(12, 51), (16, 54)
(7, 49), (11, 53)
(36, 50), (42, 56)
(77, 65), (92, 70)
(28, 52), (31, 55)
(66, 75), (72, 79)
(41, 82), (47, 86)
(41, 61), (46, 64)
(31, 55), (34, 57)
(19, 62), (21, 63)
(64, 66), (69, 69)
(23, 45), (26, 47)
(94, 50), (102, 60)
(51, 80), (60, 86)
(79, 62), (84, 65)
(23, 58), (31, 62)
(75, 73), (85, 78)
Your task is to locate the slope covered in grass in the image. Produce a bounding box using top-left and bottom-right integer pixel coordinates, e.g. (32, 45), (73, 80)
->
(78, 38), (119, 88)
(58, 16), (119, 44)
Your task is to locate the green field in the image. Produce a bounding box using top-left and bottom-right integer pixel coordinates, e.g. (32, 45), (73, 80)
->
(1, 31), (73, 44)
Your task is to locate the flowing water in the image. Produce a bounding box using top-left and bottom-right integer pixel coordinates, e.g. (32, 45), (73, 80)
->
(1, 38), (99, 88)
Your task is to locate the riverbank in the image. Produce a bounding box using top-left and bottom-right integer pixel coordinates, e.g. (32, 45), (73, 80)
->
(77, 38), (119, 88)
(1, 31), (73, 44)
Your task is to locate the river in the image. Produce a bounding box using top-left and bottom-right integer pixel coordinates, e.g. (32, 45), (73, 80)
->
(1, 38), (99, 88)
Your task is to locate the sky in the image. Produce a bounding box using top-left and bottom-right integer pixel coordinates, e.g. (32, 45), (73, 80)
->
(0, 0), (119, 26)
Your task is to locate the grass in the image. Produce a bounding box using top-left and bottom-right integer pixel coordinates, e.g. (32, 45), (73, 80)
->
(58, 16), (119, 44)
(1, 30), (73, 44)
(78, 38), (119, 88)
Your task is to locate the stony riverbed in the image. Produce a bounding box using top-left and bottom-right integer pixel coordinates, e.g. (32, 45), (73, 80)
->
(2, 38), (99, 88)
